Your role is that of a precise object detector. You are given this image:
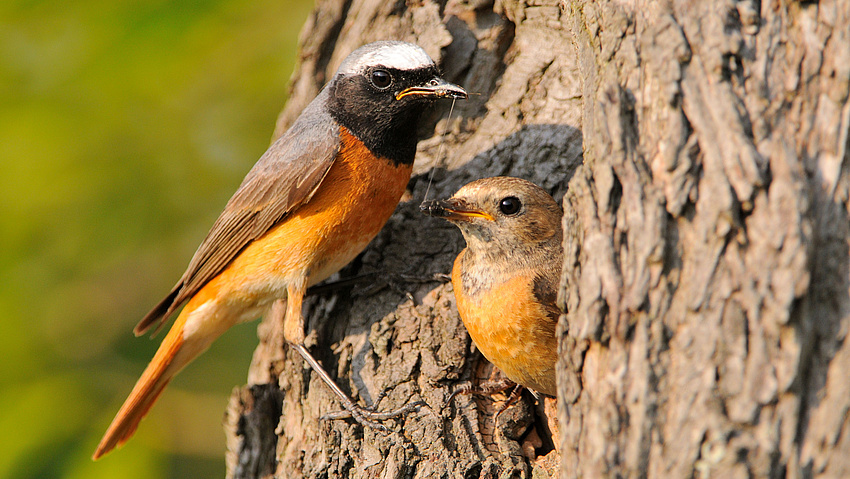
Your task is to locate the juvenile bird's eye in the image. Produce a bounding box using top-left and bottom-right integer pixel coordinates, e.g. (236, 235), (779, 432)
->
(370, 69), (392, 89)
(499, 197), (522, 216)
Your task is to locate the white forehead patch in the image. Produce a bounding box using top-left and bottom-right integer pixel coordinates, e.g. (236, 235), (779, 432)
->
(338, 41), (435, 75)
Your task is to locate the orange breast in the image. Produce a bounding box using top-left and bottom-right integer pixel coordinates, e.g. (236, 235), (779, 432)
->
(192, 126), (412, 309)
(452, 250), (558, 395)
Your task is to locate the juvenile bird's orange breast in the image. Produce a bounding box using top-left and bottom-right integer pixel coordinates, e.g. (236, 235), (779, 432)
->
(452, 250), (558, 396)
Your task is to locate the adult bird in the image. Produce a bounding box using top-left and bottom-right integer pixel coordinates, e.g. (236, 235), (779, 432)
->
(94, 41), (466, 459)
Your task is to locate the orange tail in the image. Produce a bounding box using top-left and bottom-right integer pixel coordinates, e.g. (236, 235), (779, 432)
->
(93, 316), (188, 460)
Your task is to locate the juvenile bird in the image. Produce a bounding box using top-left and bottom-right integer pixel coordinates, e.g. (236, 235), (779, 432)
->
(421, 177), (562, 396)
(94, 41), (466, 459)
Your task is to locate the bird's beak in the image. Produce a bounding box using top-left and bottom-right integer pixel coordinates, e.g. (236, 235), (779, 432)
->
(396, 78), (467, 101)
(420, 198), (494, 221)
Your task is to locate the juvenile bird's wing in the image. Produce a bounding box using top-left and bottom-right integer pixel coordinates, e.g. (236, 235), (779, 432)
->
(532, 267), (562, 325)
(135, 93), (340, 335)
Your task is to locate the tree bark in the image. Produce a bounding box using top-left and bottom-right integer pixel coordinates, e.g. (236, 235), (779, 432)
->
(224, 0), (850, 477)
(559, 0), (850, 477)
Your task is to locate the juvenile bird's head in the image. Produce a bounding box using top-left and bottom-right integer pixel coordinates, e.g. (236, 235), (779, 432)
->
(421, 177), (563, 259)
(327, 41), (466, 165)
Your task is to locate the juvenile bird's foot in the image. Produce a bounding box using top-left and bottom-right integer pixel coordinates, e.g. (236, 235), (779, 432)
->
(445, 377), (520, 409)
(494, 383), (525, 418)
(292, 343), (423, 432)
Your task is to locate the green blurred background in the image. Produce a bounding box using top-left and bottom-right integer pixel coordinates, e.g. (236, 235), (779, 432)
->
(0, 0), (313, 477)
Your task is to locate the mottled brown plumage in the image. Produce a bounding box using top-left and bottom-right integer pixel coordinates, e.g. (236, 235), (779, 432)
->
(422, 177), (563, 395)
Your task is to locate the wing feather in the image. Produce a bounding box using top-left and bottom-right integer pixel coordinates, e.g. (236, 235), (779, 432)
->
(135, 90), (340, 335)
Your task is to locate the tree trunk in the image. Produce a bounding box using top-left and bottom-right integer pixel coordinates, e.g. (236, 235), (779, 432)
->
(559, 0), (850, 477)
(224, 0), (850, 477)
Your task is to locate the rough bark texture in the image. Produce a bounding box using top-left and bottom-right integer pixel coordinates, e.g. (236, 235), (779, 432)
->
(559, 0), (850, 478)
(223, 0), (850, 477)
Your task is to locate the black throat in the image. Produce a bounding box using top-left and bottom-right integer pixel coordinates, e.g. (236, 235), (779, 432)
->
(326, 74), (434, 166)
(335, 110), (422, 166)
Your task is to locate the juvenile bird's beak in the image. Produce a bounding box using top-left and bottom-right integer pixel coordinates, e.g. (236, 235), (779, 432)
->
(420, 198), (494, 221)
(396, 78), (467, 100)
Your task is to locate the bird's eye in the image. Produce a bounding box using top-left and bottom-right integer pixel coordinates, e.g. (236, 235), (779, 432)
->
(370, 69), (392, 89)
(499, 197), (522, 216)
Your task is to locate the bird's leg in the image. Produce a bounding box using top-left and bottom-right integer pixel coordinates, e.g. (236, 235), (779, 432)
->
(283, 283), (306, 345)
(281, 285), (422, 431)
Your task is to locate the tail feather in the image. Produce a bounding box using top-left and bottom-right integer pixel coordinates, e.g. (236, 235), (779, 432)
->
(93, 319), (186, 460)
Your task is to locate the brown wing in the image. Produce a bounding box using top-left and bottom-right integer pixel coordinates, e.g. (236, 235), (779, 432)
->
(532, 273), (562, 321)
(135, 90), (340, 335)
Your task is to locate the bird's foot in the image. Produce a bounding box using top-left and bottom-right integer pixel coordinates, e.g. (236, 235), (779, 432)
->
(494, 383), (525, 418)
(445, 377), (518, 408)
(292, 343), (423, 432)
(321, 387), (425, 431)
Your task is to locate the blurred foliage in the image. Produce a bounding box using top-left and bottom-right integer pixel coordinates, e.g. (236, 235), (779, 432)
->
(0, 0), (313, 477)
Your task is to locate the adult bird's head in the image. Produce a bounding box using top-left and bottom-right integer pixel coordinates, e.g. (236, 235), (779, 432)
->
(327, 41), (467, 165)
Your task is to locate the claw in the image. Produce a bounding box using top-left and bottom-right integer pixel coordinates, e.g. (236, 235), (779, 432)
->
(293, 343), (424, 431)
(320, 400), (425, 431)
(444, 377), (517, 409)
(494, 384), (524, 418)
